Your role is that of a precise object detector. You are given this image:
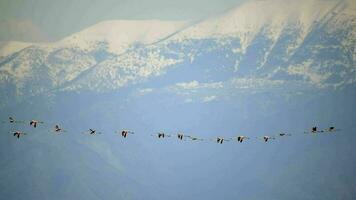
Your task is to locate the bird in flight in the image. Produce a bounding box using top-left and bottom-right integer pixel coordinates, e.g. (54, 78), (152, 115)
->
(257, 136), (275, 142)
(304, 126), (323, 134)
(311, 126), (324, 133)
(177, 133), (185, 140)
(53, 124), (66, 133)
(29, 120), (43, 128)
(236, 136), (249, 143)
(120, 130), (134, 138)
(277, 133), (291, 137)
(13, 131), (26, 139)
(3, 117), (24, 124)
(216, 137), (230, 144)
(324, 126), (340, 133)
(83, 129), (102, 135)
(9, 117), (16, 123)
(152, 132), (170, 138)
(187, 135), (204, 141)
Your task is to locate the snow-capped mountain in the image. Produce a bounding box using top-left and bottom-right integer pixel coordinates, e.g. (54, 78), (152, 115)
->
(0, 0), (355, 105)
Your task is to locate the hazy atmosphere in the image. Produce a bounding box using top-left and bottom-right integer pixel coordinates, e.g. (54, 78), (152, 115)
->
(0, 0), (355, 199)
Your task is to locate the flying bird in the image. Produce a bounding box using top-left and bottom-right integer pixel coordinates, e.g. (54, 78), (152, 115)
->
(9, 117), (15, 123)
(257, 136), (275, 142)
(277, 133), (291, 137)
(324, 126), (340, 133)
(13, 131), (26, 139)
(83, 129), (102, 135)
(29, 120), (43, 128)
(177, 133), (184, 140)
(151, 132), (170, 138)
(120, 130), (134, 138)
(311, 126), (324, 133)
(236, 136), (250, 143)
(53, 124), (67, 133)
(304, 126), (324, 134)
(3, 117), (24, 124)
(187, 135), (204, 141)
(215, 137), (230, 144)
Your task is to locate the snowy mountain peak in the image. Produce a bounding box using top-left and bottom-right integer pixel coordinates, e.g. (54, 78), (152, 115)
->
(57, 20), (189, 54)
(171, 0), (354, 50)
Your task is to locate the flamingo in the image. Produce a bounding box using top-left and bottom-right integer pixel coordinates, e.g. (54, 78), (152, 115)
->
(53, 124), (66, 133)
(216, 137), (230, 144)
(9, 117), (15, 123)
(187, 135), (203, 141)
(278, 133), (291, 137)
(237, 136), (249, 143)
(258, 136), (275, 142)
(151, 132), (170, 138)
(325, 126), (340, 133)
(83, 129), (102, 135)
(177, 133), (184, 140)
(120, 130), (134, 138)
(3, 117), (24, 124)
(13, 131), (26, 139)
(30, 120), (43, 128)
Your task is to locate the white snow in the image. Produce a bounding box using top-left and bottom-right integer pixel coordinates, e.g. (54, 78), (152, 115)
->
(0, 41), (33, 58)
(170, 0), (347, 52)
(57, 20), (189, 54)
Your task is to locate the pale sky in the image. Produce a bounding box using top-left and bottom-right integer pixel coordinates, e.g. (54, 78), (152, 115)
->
(0, 0), (246, 42)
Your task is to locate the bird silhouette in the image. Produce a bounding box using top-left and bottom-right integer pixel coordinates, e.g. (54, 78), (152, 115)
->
(257, 136), (275, 142)
(120, 130), (134, 138)
(304, 126), (324, 134)
(278, 133), (291, 137)
(177, 133), (184, 140)
(324, 126), (340, 133)
(9, 117), (15, 123)
(13, 131), (26, 139)
(29, 120), (43, 128)
(237, 136), (250, 143)
(216, 137), (230, 144)
(53, 124), (67, 133)
(3, 117), (24, 124)
(187, 135), (204, 141)
(151, 132), (170, 138)
(83, 129), (102, 135)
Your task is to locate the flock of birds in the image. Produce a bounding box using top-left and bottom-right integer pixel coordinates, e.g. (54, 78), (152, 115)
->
(4, 116), (340, 143)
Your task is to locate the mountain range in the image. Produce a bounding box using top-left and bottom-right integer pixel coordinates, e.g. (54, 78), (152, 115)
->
(0, 0), (355, 108)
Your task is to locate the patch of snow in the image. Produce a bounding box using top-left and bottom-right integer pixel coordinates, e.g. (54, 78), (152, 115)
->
(0, 41), (33, 58)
